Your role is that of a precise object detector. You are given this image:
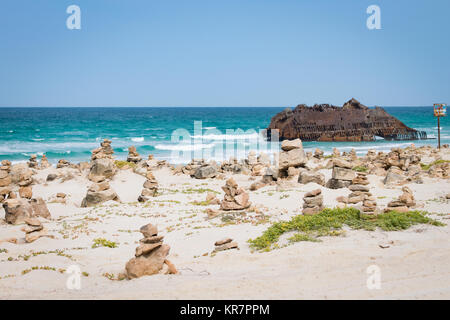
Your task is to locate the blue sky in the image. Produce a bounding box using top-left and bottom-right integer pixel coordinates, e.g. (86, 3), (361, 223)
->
(0, 0), (449, 107)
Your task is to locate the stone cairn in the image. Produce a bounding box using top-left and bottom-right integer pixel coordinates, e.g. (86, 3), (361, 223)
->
(81, 177), (119, 207)
(56, 159), (71, 169)
(21, 217), (52, 243)
(138, 169), (159, 202)
(89, 139), (116, 182)
(28, 155), (39, 168)
(278, 139), (307, 178)
(385, 186), (416, 213)
(40, 154), (51, 169)
(3, 197), (51, 225)
(327, 159), (355, 189)
(220, 178), (251, 210)
(348, 172), (377, 215)
(213, 238), (238, 252)
(0, 160), (12, 203)
(127, 146), (142, 163)
(302, 189), (324, 215)
(125, 223), (176, 279)
(92, 139), (114, 160)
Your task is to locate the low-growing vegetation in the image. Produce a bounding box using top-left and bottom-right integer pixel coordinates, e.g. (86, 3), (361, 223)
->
(248, 208), (444, 251)
(114, 160), (136, 169)
(352, 166), (368, 172)
(91, 238), (117, 249)
(420, 160), (450, 171)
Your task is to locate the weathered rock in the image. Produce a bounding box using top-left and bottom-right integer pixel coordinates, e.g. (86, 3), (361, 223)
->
(214, 241), (238, 252)
(193, 165), (217, 179)
(29, 198), (51, 219)
(214, 238), (233, 246)
(326, 178), (351, 189)
(46, 173), (57, 182)
(89, 158), (116, 181)
(135, 243), (162, 257)
(267, 98), (427, 141)
(81, 188), (119, 207)
(140, 235), (164, 244)
(298, 171), (325, 186)
(279, 148), (307, 170)
(333, 159), (353, 169)
(383, 167), (405, 185)
(332, 167), (355, 181)
(281, 139), (303, 151)
(140, 224), (158, 237)
(125, 244), (170, 279)
(19, 186), (32, 199)
(3, 199), (33, 224)
(348, 184), (369, 192)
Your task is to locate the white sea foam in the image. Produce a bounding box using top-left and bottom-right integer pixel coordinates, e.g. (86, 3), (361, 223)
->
(131, 137), (145, 142)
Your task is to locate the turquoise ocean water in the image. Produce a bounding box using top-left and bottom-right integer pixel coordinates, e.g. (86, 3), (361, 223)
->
(0, 107), (448, 164)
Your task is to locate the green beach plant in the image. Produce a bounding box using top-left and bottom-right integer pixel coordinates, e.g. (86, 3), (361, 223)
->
(248, 208), (444, 251)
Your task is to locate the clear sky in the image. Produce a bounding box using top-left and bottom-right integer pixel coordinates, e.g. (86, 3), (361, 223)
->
(0, 0), (449, 107)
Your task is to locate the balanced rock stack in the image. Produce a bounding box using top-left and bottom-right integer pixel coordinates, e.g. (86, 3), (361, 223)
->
(28, 155), (39, 168)
(220, 178), (251, 210)
(127, 146), (142, 163)
(125, 223), (176, 279)
(278, 139), (307, 178)
(302, 189), (324, 215)
(0, 160), (12, 188)
(385, 186), (416, 213)
(56, 159), (71, 169)
(348, 172), (377, 215)
(89, 139), (116, 182)
(138, 170), (159, 202)
(326, 159), (355, 189)
(81, 177), (119, 207)
(92, 139), (114, 160)
(21, 217), (52, 243)
(40, 154), (51, 169)
(213, 238), (238, 252)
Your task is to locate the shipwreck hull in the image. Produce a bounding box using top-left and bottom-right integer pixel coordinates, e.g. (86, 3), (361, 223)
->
(267, 99), (427, 142)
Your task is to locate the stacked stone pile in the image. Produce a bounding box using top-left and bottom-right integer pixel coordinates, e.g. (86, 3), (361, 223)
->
(127, 146), (142, 163)
(28, 155), (39, 168)
(302, 189), (324, 215)
(89, 139), (116, 182)
(278, 139), (307, 178)
(326, 159), (355, 189)
(125, 223), (176, 279)
(220, 178), (251, 210)
(40, 154), (51, 169)
(138, 169), (159, 202)
(2, 197), (51, 225)
(81, 178), (119, 207)
(213, 238), (238, 252)
(385, 186), (416, 213)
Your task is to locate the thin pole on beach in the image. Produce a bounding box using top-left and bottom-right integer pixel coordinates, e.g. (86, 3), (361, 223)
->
(433, 103), (447, 149)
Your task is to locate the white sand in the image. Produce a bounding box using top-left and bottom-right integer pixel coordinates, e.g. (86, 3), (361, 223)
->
(0, 165), (449, 299)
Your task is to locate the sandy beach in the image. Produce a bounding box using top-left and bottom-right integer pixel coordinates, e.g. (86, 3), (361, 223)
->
(1, 142), (449, 300)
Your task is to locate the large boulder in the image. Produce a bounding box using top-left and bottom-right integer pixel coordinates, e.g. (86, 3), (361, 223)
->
(192, 165), (217, 179)
(281, 139), (303, 151)
(81, 188), (119, 207)
(331, 167), (355, 181)
(2, 197), (50, 224)
(279, 148), (307, 170)
(383, 167), (405, 185)
(298, 171), (325, 186)
(88, 158), (116, 181)
(3, 199), (33, 224)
